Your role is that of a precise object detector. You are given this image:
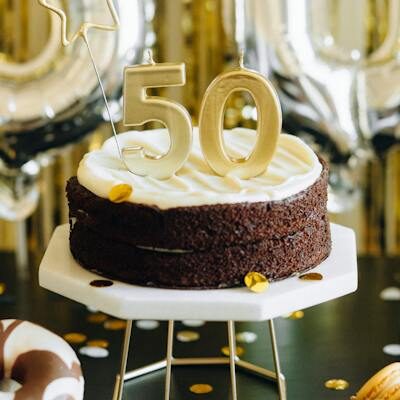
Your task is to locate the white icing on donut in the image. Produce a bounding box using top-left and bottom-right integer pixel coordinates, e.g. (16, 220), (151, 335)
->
(77, 127), (322, 209)
(0, 319), (83, 400)
(0, 322), (15, 331)
(43, 377), (84, 400)
(3, 321), (78, 374)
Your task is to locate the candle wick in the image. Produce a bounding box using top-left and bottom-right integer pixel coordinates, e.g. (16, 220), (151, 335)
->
(147, 49), (156, 65)
(239, 49), (245, 68)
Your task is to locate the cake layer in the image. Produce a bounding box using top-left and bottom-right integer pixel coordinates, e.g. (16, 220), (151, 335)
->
(69, 214), (331, 289)
(77, 128), (322, 209)
(67, 158), (328, 251)
(68, 128), (331, 289)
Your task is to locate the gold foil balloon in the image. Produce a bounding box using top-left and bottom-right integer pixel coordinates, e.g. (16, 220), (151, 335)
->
(199, 58), (282, 179)
(123, 53), (192, 179)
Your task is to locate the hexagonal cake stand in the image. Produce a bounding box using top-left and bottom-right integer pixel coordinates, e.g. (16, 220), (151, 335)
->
(39, 223), (357, 400)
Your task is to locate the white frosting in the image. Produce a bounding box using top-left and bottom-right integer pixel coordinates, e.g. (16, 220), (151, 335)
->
(77, 128), (322, 209)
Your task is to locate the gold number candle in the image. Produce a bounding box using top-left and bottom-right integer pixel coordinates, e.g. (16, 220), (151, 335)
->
(123, 53), (192, 179)
(198, 56), (282, 179)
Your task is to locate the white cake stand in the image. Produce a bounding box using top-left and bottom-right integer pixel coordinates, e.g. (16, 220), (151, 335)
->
(39, 223), (357, 400)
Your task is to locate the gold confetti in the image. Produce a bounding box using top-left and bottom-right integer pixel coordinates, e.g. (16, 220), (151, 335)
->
(176, 330), (200, 342)
(87, 312), (108, 324)
(104, 319), (127, 331)
(86, 339), (109, 348)
(189, 384), (213, 394)
(299, 272), (323, 281)
(288, 310), (304, 320)
(63, 332), (87, 344)
(108, 184), (133, 203)
(244, 272), (269, 293)
(221, 346), (245, 357)
(0, 283), (6, 295)
(325, 379), (350, 390)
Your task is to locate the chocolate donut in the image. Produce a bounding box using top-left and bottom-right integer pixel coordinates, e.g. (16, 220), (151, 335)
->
(0, 320), (84, 399)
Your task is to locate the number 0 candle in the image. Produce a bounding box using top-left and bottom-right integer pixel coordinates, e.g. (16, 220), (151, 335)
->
(198, 56), (282, 179)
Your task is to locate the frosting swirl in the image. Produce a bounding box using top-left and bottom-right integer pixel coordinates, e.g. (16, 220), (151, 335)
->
(77, 127), (322, 209)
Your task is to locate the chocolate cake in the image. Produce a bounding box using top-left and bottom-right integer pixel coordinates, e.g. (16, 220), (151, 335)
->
(67, 128), (331, 289)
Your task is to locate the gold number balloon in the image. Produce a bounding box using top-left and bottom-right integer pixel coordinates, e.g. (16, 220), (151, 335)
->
(198, 63), (282, 179)
(123, 55), (192, 179)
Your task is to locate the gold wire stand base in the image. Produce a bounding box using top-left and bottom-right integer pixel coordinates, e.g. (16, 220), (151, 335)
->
(112, 319), (287, 400)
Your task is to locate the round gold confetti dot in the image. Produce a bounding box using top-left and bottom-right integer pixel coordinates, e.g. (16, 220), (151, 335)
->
(325, 379), (350, 390)
(0, 283), (6, 295)
(86, 339), (109, 348)
(108, 184), (133, 203)
(189, 384), (213, 394)
(289, 310), (305, 320)
(87, 313), (108, 324)
(244, 272), (269, 293)
(221, 346), (245, 357)
(63, 333), (87, 344)
(176, 330), (200, 343)
(299, 272), (323, 281)
(104, 319), (127, 331)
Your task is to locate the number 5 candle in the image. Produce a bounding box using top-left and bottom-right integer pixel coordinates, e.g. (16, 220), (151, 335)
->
(123, 51), (192, 179)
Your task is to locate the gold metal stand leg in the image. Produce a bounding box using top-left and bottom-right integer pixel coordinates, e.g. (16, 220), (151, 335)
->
(227, 320), (238, 400)
(268, 319), (287, 400)
(118, 319), (287, 400)
(113, 320), (133, 400)
(164, 320), (174, 400)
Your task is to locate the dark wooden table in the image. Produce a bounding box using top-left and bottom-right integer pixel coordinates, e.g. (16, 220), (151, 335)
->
(0, 254), (399, 399)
